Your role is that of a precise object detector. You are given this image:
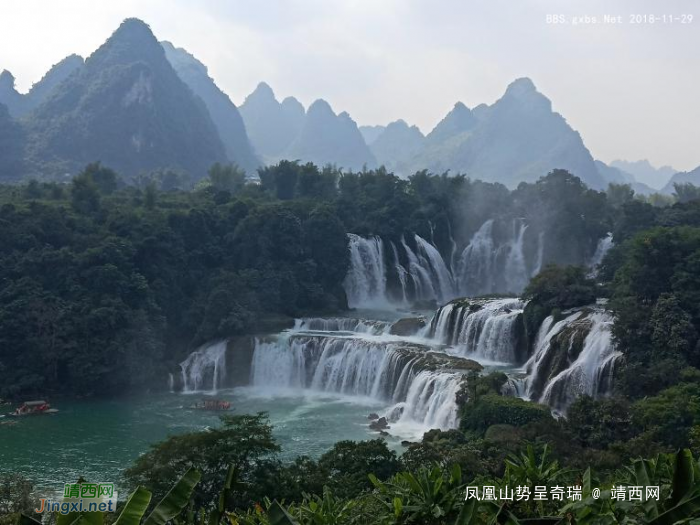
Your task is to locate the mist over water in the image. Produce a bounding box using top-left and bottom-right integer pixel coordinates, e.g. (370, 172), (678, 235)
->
(343, 219), (538, 309)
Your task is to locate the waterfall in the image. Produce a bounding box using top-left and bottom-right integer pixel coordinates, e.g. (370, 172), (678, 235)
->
(504, 220), (529, 294)
(429, 299), (525, 363)
(391, 242), (409, 305)
(401, 236), (439, 302)
(294, 317), (392, 335)
(179, 341), (228, 393)
(519, 310), (621, 413)
(168, 373), (174, 393)
(588, 233), (613, 276)
(344, 234), (387, 308)
(387, 371), (463, 431)
(532, 231), (545, 277)
(456, 219), (537, 296)
(457, 220), (495, 296)
(250, 333), (465, 431)
(539, 312), (621, 412)
(344, 232), (460, 307)
(251, 334), (414, 399)
(426, 298), (621, 413)
(413, 234), (457, 302)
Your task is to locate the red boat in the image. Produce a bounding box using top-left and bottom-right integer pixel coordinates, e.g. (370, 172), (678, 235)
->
(8, 400), (59, 417)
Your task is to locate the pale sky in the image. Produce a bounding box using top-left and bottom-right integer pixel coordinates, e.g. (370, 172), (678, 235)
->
(1, 0), (698, 171)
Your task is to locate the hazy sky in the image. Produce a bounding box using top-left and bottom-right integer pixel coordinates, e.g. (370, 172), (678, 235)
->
(1, 0), (698, 171)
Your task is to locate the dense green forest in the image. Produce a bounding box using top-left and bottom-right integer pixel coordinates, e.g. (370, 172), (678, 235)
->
(0, 162), (613, 397)
(4, 162), (700, 523)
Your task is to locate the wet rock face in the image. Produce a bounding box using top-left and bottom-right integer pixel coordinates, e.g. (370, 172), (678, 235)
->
(389, 317), (426, 336)
(369, 417), (390, 431)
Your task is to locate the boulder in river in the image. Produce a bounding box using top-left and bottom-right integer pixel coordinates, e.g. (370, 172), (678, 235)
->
(390, 317), (426, 336)
(369, 416), (390, 431)
(367, 412), (380, 420)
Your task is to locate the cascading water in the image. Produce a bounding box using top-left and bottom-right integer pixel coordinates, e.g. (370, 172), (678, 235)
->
(518, 309), (621, 413)
(173, 294), (622, 439)
(344, 234), (387, 308)
(456, 220), (495, 296)
(391, 242), (410, 305)
(179, 341), (228, 393)
(251, 334), (418, 399)
(428, 299), (525, 363)
(390, 371), (464, 431)
(250, 331), (468, 433)
(588, 233), (613, 276)
(294, 317), (392, 335)
(505, 220), (529, 293)
(400, 236), (439, 302)
(344, 218), (546, 307)
(456, 219), (534, 296)
(539, 311), (621, 412)
(532, 231), (545, 277)
(413, 235), (457, 302)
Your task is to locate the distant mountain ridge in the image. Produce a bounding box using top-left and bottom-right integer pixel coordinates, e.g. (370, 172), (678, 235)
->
(610, 159), (677, 190)
(0, 102), (24, 181)
(22, 18), (227, 180)
(662, 166), (700, 194)
(239, 82), (305, 163)
(368, 120), (424, 172)
(0, 17), (687, 189)
(161, 41), (259, 172)
(240, 83), (375, 170)
(286, 99), (376, 171)
(384, 78), (606, 189)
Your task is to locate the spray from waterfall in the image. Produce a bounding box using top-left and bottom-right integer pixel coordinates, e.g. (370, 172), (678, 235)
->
(588, 233), (613, 277)
(429, 299), (525, 363)
(250, 333), (464, 431)
(179, 341), (228, 393)
(519, 310), (621, 412)
(344, 234), (387, 308)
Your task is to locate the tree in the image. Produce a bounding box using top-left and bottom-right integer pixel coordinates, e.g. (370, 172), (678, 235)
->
(124, 413), (279, 508)
(522, 265), (597, 341)
(81, 162), (120, 194)
(144, 182), (157, 209)
(606, 183), (635, 208)
(316, 439), (402, 498)
(208, 162), (246, 194)
(70, 171), (101, 214)
(524, 264), (597, 310)
(674, 182), (700, 204)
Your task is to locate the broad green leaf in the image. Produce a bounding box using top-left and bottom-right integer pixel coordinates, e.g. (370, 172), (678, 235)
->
(114, 487), (152, 525)
(268, 501), (300, 525)
(582, 467), (592, 496)
(143, 468), (201, 525)
(451, 463), (462, 485)
(393, 497), (403, 518)
(454, 498), (476, 525)
(671, 449), (695, 506)
(17, 515), (42, 525)
(649, 494), (700, 525)
(56, 507), (102, 525)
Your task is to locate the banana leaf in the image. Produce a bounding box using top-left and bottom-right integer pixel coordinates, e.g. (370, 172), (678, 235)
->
(114, 487), (152, 525)
(143, 468), (201, 525)
(268, 501), (300, 525)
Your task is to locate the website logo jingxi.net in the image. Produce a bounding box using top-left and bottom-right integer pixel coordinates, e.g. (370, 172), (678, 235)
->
(34, 484), (118, 515)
